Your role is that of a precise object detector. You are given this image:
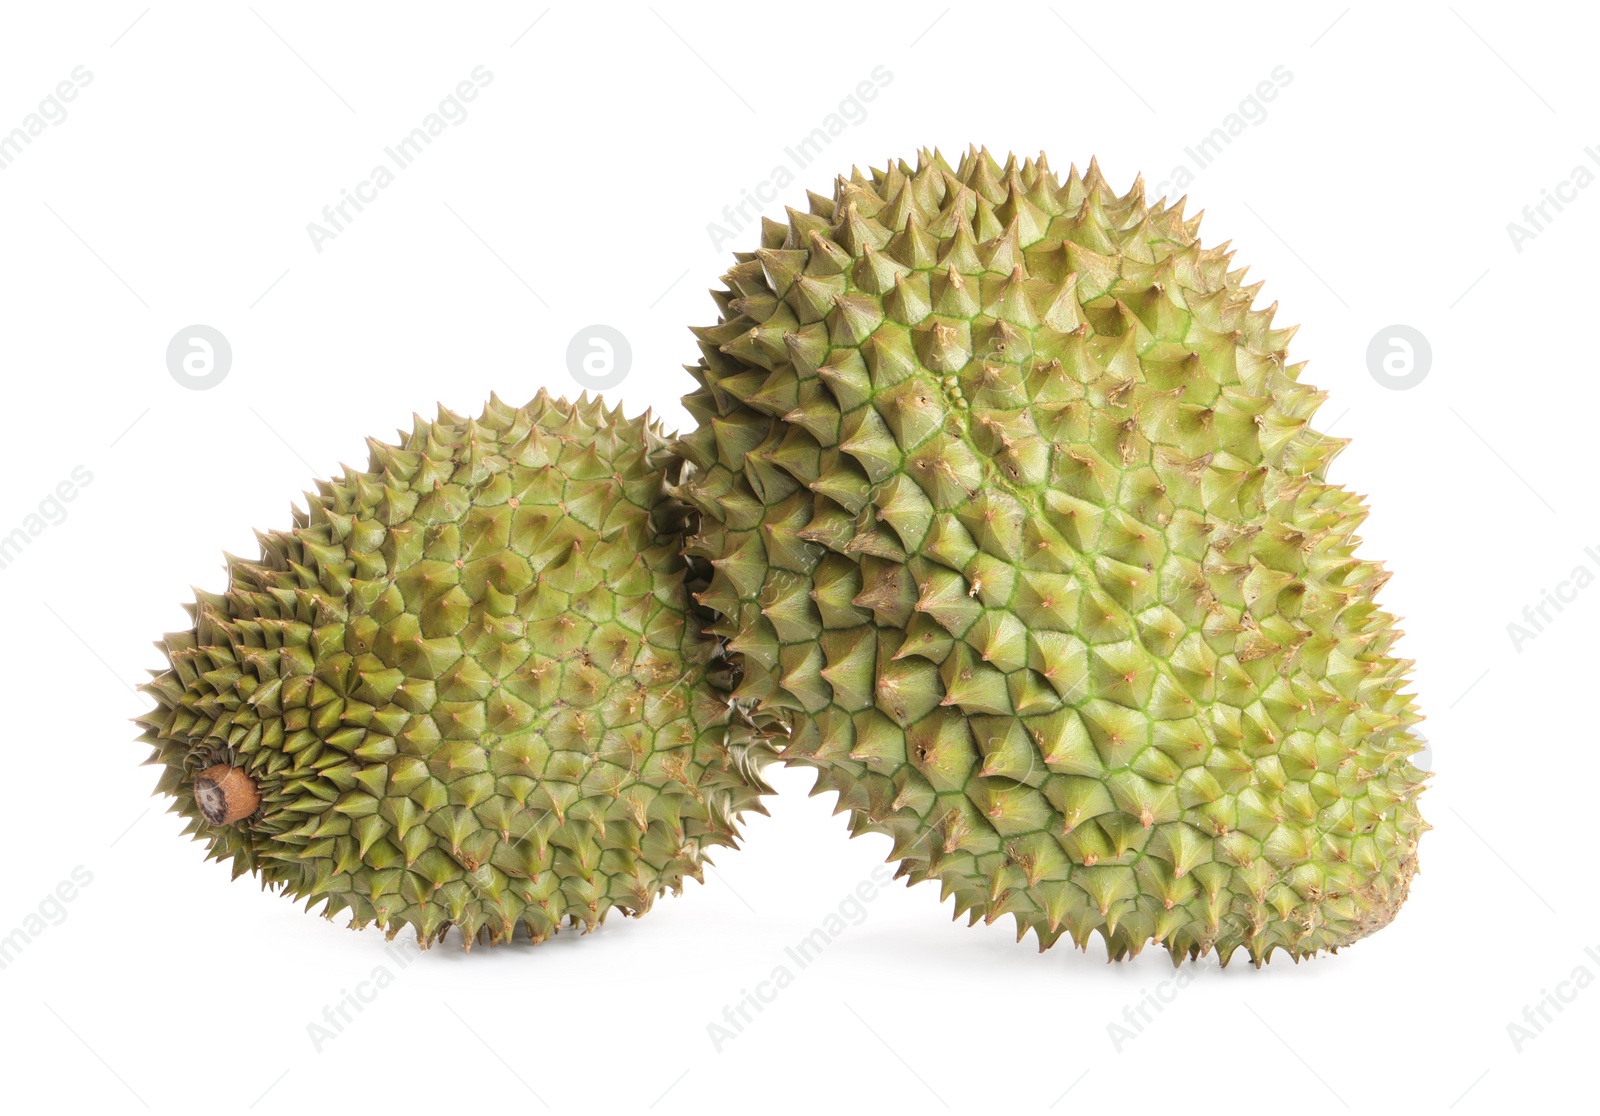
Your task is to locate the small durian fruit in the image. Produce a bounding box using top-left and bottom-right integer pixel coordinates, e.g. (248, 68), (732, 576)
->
(139, 392), (774, 948)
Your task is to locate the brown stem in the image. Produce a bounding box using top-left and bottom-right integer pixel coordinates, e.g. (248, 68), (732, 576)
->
(194, 764), (259, 825)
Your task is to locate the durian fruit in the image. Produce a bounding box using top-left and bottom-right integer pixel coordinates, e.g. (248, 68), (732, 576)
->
(139, 392), (774, 947)
(675, 147), (1428, 965)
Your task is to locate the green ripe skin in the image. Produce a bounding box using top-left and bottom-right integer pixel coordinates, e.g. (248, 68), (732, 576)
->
(676, 147), (1428, 965)
(139, 392), (773, 948)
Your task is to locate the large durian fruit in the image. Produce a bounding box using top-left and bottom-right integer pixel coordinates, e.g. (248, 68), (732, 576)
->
(139, 393), (773, 947)
(675, 147), (1428, 965)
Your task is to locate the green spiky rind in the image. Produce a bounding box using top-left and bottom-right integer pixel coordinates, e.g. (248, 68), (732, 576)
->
(139, 390), (774, 948)
(675, 146), (1428, 966)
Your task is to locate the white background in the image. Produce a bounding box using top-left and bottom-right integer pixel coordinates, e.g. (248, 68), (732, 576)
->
(0, 3), (1591, 1112)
